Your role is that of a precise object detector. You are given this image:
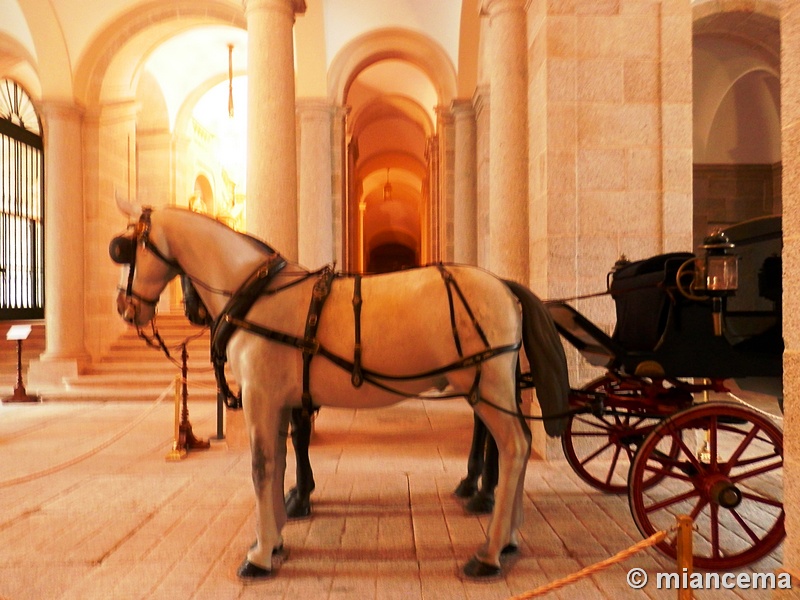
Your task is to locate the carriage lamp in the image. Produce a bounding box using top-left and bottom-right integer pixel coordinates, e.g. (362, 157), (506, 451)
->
(697, 231), (738, 336)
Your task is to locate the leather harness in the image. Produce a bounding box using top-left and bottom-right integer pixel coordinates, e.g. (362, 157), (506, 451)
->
(212, 263), (520, 413)
(113, 209), (521, 415)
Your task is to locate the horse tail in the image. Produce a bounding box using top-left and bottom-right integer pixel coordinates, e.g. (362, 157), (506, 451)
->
(503, 279), (570, 436)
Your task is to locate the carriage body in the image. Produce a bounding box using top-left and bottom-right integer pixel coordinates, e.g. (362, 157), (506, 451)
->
(546, 215), (784, 569)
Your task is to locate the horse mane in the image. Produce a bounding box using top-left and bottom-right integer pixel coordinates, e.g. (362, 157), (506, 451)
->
(165, 205), (278, 256)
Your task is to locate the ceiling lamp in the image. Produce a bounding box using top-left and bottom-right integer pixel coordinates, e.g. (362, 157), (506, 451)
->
(227, 43), (234, 118)
(383, 168), (392, 202)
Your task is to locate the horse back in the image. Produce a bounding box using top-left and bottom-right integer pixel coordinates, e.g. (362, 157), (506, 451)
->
(314, 265), (521, 377)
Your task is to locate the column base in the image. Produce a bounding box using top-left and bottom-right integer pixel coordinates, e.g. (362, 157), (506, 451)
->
(27, 354), (90, 388)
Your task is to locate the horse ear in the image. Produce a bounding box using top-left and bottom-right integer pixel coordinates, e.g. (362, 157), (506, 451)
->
(115, 188), (142, 219)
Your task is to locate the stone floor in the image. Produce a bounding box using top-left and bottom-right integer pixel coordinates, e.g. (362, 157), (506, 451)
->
(0, 387), (788, 599)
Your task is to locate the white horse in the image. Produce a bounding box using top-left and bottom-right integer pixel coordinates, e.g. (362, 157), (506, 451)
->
(110, 199), (570, 580)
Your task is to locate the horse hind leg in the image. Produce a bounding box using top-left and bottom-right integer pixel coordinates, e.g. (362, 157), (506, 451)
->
(462, 397), (530, 579)
(285, 408), (315, 519)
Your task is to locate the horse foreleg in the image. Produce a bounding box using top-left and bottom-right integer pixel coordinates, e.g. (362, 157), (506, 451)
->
(285, 408), (315, 519)
(238, 405), (290, 580)
(454, 414), (488, 499)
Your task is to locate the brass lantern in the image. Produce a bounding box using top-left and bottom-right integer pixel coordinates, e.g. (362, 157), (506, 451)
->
(697, 231), (738, 335)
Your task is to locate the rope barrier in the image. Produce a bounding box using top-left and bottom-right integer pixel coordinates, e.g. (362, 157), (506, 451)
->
(726, 391), (784, 421)
(0, 383), (172, 489)
(506, 529), (669, 599)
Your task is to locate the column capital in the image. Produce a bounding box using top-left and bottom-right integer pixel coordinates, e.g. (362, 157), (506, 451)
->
(243, 0), (306, 17)
(435, 104), (454, 125)
(479, 0), (527, 17)
(36, 100), (85, 121)
(472, 85), (490, 117)
(296, 97), (335, 117)
(451, 98), (476, 118)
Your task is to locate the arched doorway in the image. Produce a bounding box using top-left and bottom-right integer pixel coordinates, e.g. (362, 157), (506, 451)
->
(345, 62), (433, 273)
(329, 29), (457, 273)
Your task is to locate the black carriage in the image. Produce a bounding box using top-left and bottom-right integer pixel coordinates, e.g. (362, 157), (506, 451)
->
(546, 215), (783, 569)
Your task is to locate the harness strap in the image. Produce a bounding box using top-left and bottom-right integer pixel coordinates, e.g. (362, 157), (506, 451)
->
(437, 265), (464, 356)
(211, 254), (288, 408)
(301, 267), (335, 415)
(437, 265), (493, 405)
(351, 275), (364, 387)
(222, 313), (521, 386)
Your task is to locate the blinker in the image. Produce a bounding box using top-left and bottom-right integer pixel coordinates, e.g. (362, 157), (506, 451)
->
(109, 236), (136, 264)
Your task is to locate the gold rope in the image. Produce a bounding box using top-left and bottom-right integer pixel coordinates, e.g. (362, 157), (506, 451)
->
(507, 529), (668, 599)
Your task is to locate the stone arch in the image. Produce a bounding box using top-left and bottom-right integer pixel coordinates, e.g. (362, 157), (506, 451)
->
(73, 0), (246, 107)
(328, 28), (457, 106)
(0, 33), (40, 98)
(692, 0), (781, 246)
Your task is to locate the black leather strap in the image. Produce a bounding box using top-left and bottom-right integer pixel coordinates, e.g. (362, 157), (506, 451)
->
(301, 267), (335, 415)
(351, 275), (364, 387)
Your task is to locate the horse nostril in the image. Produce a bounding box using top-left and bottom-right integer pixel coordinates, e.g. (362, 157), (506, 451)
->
(123, 305), (136, 322)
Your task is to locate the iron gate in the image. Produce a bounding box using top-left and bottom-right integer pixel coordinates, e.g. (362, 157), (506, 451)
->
(0, 80), (44, 321)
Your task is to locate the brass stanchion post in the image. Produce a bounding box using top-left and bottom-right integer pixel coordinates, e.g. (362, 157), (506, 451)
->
(166, 344), (209, 461)
(165, 375), (186, 461)
(676, 514), (693, 600)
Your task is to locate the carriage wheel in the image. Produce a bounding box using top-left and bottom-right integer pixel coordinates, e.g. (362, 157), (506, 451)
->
(561, 376), (678, 494)
(628, 401), (784, 569)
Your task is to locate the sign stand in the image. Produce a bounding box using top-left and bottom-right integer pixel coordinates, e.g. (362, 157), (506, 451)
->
(3, 325), (40, 404)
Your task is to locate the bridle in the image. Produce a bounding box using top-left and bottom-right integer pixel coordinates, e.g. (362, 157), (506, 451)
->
(110, 207), (182, 320)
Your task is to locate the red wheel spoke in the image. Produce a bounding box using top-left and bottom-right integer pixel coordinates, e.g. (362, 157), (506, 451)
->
(641, 460), (693, 483)
(707, 417), (719, 470)
(739, 490), (784, 509)
(688, 497), (709, 522)
(578, 441), (615, 466)
(605, 445), (623, 485)
(729, 508), (762, 544)
(725, 423), (760, 467)
(669, 429), (707, 474)
(730, 456), (783, 483)
(644, 488), (700, 513)
(710, 503), (720, 559)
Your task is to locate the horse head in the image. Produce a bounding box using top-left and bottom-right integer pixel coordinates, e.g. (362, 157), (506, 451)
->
(110, 193), (182, 326)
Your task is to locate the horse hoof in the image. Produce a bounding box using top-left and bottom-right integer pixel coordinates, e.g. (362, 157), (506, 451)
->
(285, 488), (312, 520)
(461, 556), (502, 580)
(237, 560), (273, 580)
(453, 478), (479, 499)
(464, 490), (494, 515)
(501, 543), (519, 556)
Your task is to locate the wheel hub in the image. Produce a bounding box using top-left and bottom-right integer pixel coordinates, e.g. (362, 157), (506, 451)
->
(709, 479), (743, 509)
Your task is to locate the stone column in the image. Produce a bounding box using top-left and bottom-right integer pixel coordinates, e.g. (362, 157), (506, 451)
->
(244, 0), (306, 260)
(296, 98), (334, 269)
(482, 0), (528, 283)
(780, 2), (800, 592)
(473, 86), (490, 270)
(452, 99), (478, 265)
(28, 102), (90, 386)
(437, 105), (455, 263)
